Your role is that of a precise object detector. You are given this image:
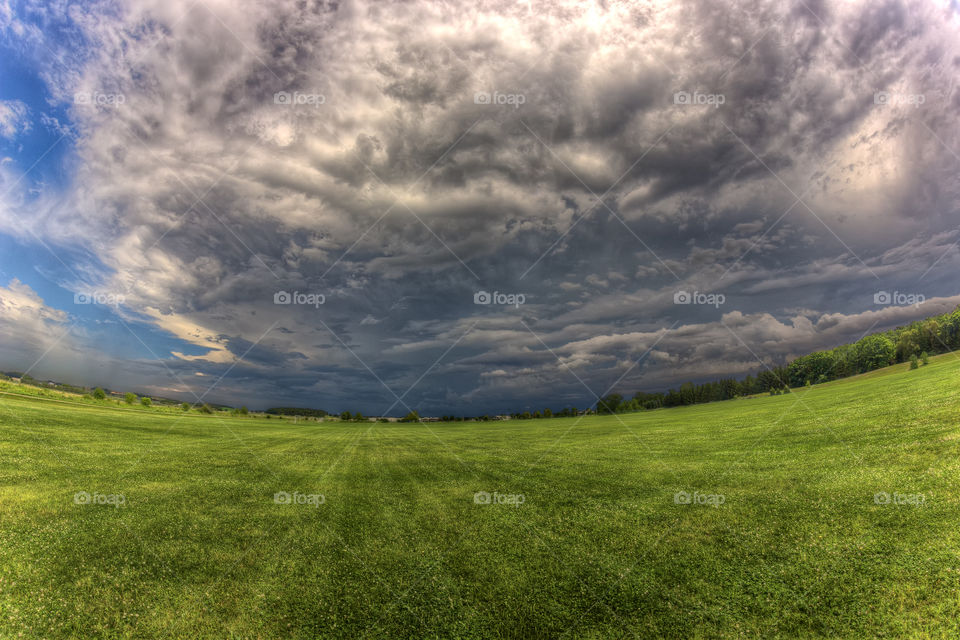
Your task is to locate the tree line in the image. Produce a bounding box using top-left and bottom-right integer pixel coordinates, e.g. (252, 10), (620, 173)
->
(595, 306), (960, 415)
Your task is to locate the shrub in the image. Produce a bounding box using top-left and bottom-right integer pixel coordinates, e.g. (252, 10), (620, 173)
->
(199, 404), (214, 414)
(93, 388), (106, 400)
(181, 403), (190, 411)
(140, 397), (152, 407)
(910, 354), (919, 370)
(240, 406), (249, 416)
(921, 351), (929, 365)
(124, 392), (137, 404)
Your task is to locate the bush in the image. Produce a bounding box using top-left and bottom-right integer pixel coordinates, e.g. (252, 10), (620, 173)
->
(93, 388), (106, 400)
(181, 403), (190, 411)
(140, 397), (152, 407)
(921, 351), (929, 365)
(910, 354), (919, 370)
(199, 404), (214, 414)
(240, 406), (249, 416)
(124, 392), (137, 404)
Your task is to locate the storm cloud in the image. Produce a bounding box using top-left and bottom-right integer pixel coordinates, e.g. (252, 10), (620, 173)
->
(0, 0), (958, 413)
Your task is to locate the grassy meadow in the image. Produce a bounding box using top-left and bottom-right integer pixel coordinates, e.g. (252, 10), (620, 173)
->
(2, 354), (960, 638)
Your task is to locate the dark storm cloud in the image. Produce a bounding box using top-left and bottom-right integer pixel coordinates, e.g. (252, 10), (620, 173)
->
(1, 0), (959, 412)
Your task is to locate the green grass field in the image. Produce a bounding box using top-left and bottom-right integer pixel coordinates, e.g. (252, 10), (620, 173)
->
(2, 355), (960, 638)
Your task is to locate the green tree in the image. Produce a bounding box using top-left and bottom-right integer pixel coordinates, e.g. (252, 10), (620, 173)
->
(921, 351), (929, 365)
(856, 335), (895, 372)
(399, 410), (420, 422)
(124, 392), (137, 404)
(93, 387), (106, 400)
(596, 393), (622, 414)
(140, 396), (152, 407)
(240, 406), (249, 415)
(181, 403), (190, 411)
(340, 411), (352, 421)
(909, 353), (919, 370)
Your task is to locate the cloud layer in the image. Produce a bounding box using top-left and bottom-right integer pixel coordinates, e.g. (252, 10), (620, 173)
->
(1, 0), (959, 413)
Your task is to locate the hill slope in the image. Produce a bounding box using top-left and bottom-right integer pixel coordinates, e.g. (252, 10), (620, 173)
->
(1, 354), (960, 637)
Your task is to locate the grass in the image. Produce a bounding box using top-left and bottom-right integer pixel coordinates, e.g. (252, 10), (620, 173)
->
(2, 354), (960, 638)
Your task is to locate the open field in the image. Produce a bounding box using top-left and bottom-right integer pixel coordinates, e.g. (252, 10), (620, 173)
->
(2, 355), (960, 638)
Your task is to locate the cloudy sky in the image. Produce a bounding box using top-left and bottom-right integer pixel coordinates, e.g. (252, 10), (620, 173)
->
(0, 0), (959, 415)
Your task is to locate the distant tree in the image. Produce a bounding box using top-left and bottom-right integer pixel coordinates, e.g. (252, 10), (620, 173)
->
(181, 403), (190, 411)
(910, 353), (919, 370)
(340, 411), (352, 421)
(543, 408), (553, 418)
(596, 393), (623, 414)
(240, 406), (249, 415)
(353, 411), (365, 422)
(921, 351), (930, 366)
(533, 411), (541, 419)
(399, 410), (420, 422)
(93, 387), (106, 400)
(856, 335), (896, 372)
(124, 392), (137, 404)
(140, 397), (152, 407)
(199, 404), (214, 414)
